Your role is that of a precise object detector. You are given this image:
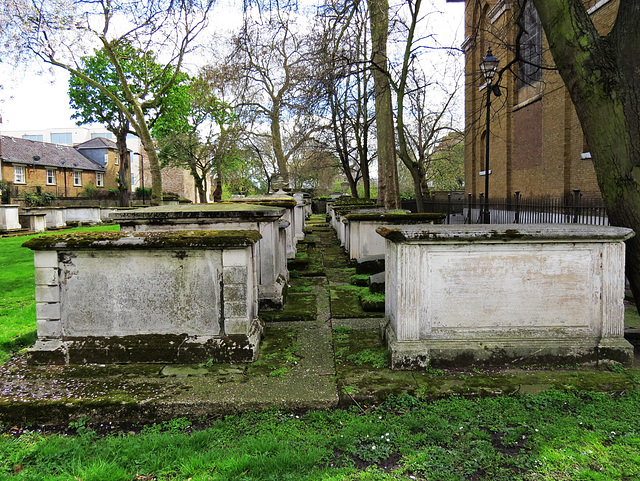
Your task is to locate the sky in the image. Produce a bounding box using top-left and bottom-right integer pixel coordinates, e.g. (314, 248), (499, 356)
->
(0, 0), (464, 133)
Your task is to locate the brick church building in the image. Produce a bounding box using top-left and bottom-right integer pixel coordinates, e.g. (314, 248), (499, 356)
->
(450, 0), (618, 202)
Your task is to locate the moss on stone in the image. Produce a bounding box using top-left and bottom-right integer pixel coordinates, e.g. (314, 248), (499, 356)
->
(332, 197), (377, 207)
(325, 267), (357, 285)
(226, 198), (298, 209)
(359, 289), (385, 312)
(330, 285), (383, 318)
(349, 274), (370, 287)
(246, 327), (300, 377)
(23, 229), (262, 250)
(331, 205), (380, 216)
(344, 212), (446, 223)
(260, 292), (317, 322)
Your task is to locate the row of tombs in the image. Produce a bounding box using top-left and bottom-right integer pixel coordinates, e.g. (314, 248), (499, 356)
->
(25, 195), (635, 369)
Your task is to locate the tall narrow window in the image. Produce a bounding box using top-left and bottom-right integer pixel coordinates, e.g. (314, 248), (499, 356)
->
(46, 169), (56, 185)
(73, 170), (82, 187)
(14, 165), (26, 184)
(518, 0), (542, 89)
(96, 172), (104, 187)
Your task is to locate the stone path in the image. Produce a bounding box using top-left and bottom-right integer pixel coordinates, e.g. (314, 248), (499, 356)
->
(1, 214), (639, 427)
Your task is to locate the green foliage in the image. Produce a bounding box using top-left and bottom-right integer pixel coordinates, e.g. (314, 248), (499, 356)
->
(153, 75), (249, 202)
(79, 181), (98, 198)
(23, 187), (55, 207)
(134, 187), (152, 200)
(69, 44), (188, 133)
(428, 132), (465, 191)
(0, 180), (12, 203)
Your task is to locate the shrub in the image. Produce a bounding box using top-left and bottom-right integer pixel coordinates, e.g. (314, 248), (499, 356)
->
(134, 186), (152, 200)
(24, 186), (56, 206)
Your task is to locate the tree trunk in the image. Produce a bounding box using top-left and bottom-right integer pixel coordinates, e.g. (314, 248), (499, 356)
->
(213, 163), (223, 203)
(270, 111), (289, 186)
(115, 130), (131, 207)
(532, 0), (640, 310)
(368, 0), (400, 210)
(194, 176), (206, 204)
(405, 162), (425, 213)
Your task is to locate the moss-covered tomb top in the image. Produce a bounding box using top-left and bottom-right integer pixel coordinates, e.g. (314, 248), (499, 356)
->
(345, 212), (446, 223)
(109, 203), (285, 223)
(23, 229), (262, 250)
(331, 196), (377, 207)
(376, 224), (635, 244)
(331, 205), (383, 215)
(224, 195), (298, 209)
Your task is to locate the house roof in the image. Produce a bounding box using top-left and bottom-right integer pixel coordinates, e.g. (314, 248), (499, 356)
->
(75, 137), (122, 150)
(0, 136), (106, 172)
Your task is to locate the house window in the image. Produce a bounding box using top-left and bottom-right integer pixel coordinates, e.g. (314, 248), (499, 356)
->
(517, 0), (542, 89)
(22, 134), (43, 142)
(14, 165), (26, 184)
(51, 132), (73, 145)
(46, 169), (56, 185)
(91, 132), (113, 139)
(73, 170), (82, 187)
(115, 152), (119, 165)
(96, 172), (104, 187)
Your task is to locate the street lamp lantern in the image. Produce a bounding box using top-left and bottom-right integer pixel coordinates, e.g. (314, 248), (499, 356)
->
(480, 47), (500, 82)
(479, 47), (500, 224)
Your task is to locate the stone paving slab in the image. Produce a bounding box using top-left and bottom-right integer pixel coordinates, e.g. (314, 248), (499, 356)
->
(0, 321), (338, 425)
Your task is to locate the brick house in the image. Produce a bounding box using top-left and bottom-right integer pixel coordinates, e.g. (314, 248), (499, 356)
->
(75, 137), (128, 191)
(0, 135), (113, 198)
(452, 0), (617, 202)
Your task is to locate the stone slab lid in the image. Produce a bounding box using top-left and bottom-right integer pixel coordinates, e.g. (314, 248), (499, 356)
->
(376, 224), (635, 243)
(109, 203), (286, 223)
(225, 195), (297, 209)
(345, 212), (444, 222)
(23, 229), (262, 250)
(332, 205), (386, 215)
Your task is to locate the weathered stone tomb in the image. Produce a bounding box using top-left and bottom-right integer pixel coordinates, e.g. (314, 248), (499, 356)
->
(25, 230), (263, 365)
(111, 203), (288, 309)
(0, 204), (21, 232)
(378, 224), (635, 369)
(344, 212), (445, 260)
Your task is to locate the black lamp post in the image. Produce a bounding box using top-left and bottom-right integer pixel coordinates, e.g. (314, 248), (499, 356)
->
(480, 47), (500, 224)
(60, 159), (68, 197)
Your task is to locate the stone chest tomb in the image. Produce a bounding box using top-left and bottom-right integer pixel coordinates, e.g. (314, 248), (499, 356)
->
(111, 203), (289, 309)
(378, 224), (635, 369)
(25, 230), (263, 365)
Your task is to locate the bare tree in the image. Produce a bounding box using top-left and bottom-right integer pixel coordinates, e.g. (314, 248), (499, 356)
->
(226, 9), (323, 188)
(317, 0), (376, 198)
(0, 0), (214, 205)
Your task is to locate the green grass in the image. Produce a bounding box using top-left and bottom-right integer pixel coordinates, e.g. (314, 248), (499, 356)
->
(1, 389), (640, 480)
(0, 225), (120, 362)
